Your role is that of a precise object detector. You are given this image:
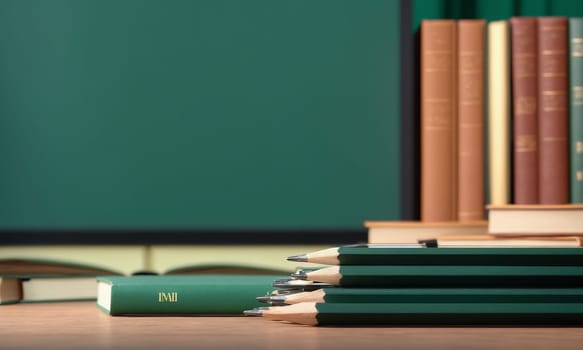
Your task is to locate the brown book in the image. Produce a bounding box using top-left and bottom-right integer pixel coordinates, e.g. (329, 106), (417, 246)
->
(511, 17), (539, 204)
(421, 20), (458, 222)
(457, 19), (485, 221)
(537, 17), (569, 204)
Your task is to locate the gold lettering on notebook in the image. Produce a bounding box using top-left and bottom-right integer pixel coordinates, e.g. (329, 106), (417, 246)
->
(158, 292), (178, 303)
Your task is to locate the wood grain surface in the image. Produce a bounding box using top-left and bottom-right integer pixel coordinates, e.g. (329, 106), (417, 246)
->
(1, 302), (583, 350)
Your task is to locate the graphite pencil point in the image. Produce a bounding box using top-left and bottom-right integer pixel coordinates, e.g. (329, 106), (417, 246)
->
(243, 307), (269, 316)
(291, 270), (308, 280)
(287, 254), (308, 262)
(256, 295), (271, 303)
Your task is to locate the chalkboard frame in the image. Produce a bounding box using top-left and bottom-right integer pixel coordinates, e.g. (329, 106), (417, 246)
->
(0, 0), (413, 245)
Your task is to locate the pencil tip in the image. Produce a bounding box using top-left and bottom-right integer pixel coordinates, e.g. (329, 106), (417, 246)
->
(287, 254), (308, 262)
(290, 270), (308, 280)
(256, 296), (271, 303)
(243, 307), (269, 316)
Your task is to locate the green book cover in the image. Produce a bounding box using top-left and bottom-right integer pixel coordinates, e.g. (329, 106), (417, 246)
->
(97, 275), (283, 315)
(570, 17), (583, 203)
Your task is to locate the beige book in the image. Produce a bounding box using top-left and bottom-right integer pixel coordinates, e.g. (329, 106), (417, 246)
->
(433, 234), (583, 247)
(488, 204), (583, 235)
(366, 221), (488, 244)
(488, 20), (511, 205)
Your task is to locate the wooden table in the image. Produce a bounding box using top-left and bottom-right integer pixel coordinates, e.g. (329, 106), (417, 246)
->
(1, 302), (583, 349)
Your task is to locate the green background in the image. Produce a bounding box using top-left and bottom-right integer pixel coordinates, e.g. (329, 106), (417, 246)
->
(413, 0), (583, 29)
(0, 0), (401, 230)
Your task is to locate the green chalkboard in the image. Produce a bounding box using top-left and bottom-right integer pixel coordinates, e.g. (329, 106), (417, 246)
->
(0, 0), (400, 230)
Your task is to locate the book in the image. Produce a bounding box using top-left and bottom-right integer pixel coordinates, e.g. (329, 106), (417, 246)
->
(20, 276), (97, 302)
(420, 19), (458, 222)
(0, 275), (97, 304)
(570, 18), (583, 203)
(0, 277), (21, 305)
(488, 204), (583, 235)
(0, 259), (117, 304)
(97, 275), (283, 315)
(511, 17), (539, 204)
(457, 19), (485, 221)
(366, 220), (487, 244)
(538, 17), (569, 204)
(428, 234), (583, 247)
(0, 246), (146, 276)
(0, 257), (288, 276)
(0, 258), (120, 276)
(487, 20), (511, 205)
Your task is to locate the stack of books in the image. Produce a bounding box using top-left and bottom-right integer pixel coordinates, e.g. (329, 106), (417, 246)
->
(245, 244), (583, 326)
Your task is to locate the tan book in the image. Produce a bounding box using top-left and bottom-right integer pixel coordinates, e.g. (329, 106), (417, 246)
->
(20, 276), (98, 302)
(0, 276), (97, 304)
(420, 20), (458, 222)
(511, 17), (539, 204)
(366, 220), (488, 244)
(487, 20), (511, 205)
(488, 204), (583, 235)
(537, 17), (569, 204)
(431, 234), (583, 247)
(458, 19), (485, 221)
(0, 277), (21, 305)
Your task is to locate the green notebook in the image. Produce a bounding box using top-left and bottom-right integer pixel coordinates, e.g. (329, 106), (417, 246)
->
(97, 275), (283, 315)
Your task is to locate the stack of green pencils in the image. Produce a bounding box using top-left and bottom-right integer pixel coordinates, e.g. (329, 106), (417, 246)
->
(244, 245), (583, 326)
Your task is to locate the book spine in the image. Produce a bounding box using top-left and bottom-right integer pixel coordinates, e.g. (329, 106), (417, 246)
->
(457, 19), (485, 221)
(487, 21), (511, 205)
(538, 17), (569, 204)
(421, 20), (458, 222)
(510, 17), (539, 204)
(570, 18), (583, 203)
(106, 281), (270, 315)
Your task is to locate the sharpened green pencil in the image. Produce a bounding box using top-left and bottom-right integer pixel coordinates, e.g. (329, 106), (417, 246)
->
(288, 246), (583, 266)
(263, 287), (583, 305)
(258, 302), (583, 326)
(292, 265), (583, 287)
